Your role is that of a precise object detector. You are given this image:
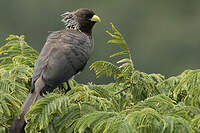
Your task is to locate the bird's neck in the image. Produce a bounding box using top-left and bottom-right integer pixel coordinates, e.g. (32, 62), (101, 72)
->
(65, 22), (92, 36)
(79, 27), (93, 36)
(65, 20), (80, 31)
(65, 24), (92, 37)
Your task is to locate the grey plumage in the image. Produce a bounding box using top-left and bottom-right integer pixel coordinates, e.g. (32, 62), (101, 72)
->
(31, 29), (93, 93)
(9, 8), (100, 133)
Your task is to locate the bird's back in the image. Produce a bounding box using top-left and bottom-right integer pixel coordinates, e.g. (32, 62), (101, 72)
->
(31, 29), (93, 93)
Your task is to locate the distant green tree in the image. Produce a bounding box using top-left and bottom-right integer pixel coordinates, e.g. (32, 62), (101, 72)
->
(0, 24), (200, 133)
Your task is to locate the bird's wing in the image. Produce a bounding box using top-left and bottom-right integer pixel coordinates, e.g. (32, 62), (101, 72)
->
(31, 29), (92, 92)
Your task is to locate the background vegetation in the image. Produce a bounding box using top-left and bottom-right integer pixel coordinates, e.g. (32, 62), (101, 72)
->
(1, 0), (200, 84)
(0, 24), (200, 133)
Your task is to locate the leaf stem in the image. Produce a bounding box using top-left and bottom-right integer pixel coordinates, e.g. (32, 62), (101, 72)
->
(115, 86), (130, 95)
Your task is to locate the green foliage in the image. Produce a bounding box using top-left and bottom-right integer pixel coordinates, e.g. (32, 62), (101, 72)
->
(0, 35), (39, 131)
(1, 25), (200, 133)
(90, 23), (162, 104)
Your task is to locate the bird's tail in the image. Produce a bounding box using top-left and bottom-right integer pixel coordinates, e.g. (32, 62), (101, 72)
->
(9, 77), (45, 133)
(9, 92), (42, 133)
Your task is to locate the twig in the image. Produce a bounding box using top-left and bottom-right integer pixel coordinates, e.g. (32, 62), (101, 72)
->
(0, 122), (8, 128)
(115, 86), (130, 95)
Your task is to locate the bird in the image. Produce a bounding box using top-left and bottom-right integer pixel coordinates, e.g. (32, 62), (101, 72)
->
(9, 8), (100, 133)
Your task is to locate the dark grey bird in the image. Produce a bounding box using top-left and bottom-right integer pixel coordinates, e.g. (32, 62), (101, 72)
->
(9, 8), (100, 133)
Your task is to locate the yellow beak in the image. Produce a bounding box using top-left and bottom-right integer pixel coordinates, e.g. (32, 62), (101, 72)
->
(91, 15), (101, 22)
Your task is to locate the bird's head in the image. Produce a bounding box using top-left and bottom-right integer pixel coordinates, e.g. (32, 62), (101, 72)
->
(61, 8), (100, 35)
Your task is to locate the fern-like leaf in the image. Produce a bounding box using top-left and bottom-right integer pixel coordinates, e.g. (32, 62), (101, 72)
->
(90, 61), (121, 78)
